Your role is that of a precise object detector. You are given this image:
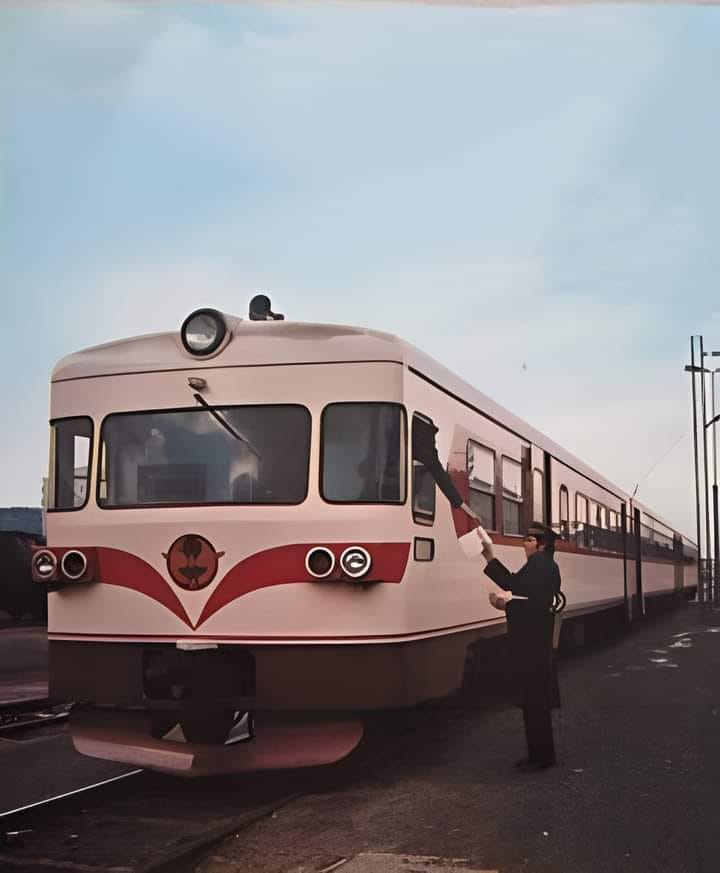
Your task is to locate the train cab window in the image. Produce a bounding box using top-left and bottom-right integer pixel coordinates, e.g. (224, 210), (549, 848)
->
(48, 417), (93, 510)
(98, 405), (311, 507)
(467, 441), (495, 530)
(502, 457), (523, 535)
(533, 469), (545, 524)
(559, 485), (569, 539)
(322, 403), (406, 504)
(412, 414), (436, 524)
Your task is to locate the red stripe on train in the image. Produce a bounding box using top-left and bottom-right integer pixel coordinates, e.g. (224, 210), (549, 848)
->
(52, 543), (410, 630)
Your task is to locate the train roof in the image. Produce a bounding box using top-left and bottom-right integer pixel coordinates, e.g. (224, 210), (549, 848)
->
(51, 317), (691, 541)
(51, 320), (403, 383)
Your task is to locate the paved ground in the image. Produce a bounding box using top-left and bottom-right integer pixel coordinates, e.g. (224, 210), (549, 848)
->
(0, 625), (48, 702)
(182, 602), (720, 873)
(0, 727), (134, 814)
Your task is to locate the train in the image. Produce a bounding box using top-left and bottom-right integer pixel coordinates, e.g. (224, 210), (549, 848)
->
(32, 296), (696, 775)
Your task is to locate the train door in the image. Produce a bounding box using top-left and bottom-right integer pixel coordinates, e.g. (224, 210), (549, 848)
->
(621, 503), (629, 621)
(673, 535), (684, 592)
(633, 507), (645, 618)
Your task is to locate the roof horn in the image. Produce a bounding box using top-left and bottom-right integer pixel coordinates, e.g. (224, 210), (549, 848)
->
(249, 295), (284, 321)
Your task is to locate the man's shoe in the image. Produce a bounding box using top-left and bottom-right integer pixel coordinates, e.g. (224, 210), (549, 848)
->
(516, 758), (556, 773)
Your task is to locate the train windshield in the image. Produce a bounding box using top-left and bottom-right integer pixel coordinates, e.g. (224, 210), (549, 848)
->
(98, 405), (311, 507)
(321, 403), (406, 504)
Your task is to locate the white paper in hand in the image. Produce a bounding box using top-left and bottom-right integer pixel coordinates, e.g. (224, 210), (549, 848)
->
(476, 525), (493, 546)
(459, 525), (493, 559)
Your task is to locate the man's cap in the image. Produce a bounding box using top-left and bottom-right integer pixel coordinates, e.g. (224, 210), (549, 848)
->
(527, 522), (558, 541)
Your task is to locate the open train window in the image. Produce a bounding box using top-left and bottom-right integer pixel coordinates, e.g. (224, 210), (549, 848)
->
(48, 417), (93, 511)
(502, 456), (523, 535)
(322, 403), (406, 504)
(411, 414), (436, 524)
(467, 440), (495, 530)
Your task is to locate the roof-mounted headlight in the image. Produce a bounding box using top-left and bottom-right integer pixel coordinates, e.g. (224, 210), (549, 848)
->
(181, 309), (227, 356)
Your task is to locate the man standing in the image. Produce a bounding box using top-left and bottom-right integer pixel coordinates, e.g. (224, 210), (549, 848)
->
(481, 522), (562, 772)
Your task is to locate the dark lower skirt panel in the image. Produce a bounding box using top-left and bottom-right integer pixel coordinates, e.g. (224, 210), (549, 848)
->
(49, 628), (484, 711)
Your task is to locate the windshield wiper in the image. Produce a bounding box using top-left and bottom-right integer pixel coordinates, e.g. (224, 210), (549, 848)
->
(192, 393), (262, 460)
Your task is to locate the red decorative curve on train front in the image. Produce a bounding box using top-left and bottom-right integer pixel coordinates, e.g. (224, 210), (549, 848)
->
(96, 547), (193, 628)
(196, 542), (411, 628)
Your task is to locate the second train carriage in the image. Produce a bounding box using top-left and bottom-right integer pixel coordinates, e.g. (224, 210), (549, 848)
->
(32, 299), (696, 774)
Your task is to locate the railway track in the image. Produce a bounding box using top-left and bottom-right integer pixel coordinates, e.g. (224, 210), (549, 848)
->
(0, 698), (70, 736)
(0, 767), (299, 873)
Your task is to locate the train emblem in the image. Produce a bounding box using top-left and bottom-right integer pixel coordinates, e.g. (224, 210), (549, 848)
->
(162, 535), (225, 591)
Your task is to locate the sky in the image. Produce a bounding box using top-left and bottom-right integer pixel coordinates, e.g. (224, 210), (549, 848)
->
(2, 1), (720, 541)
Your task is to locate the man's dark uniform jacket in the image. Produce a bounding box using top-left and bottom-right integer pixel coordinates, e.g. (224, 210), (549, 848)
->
(484, 550), (562, 708)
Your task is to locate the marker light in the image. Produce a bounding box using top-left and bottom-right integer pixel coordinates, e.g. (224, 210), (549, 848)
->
(33, 550), (57, 581)
(181, 309), (227, 356)
(61, 550), (88, 581)
(340, 546), (372, 579)
(305, 547), (335, 579)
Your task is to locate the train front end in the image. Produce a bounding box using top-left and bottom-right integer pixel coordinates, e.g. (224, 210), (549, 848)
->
(36, 305), (433, 775)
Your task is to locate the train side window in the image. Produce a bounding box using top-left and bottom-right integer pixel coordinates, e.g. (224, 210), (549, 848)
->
(576, 493), (588, 547)
(412, 414), (436, 525)
(559, 485), (569, 539)
(467, 440), (495, 530)
(533, 468), (545, 524)
(502, 457), (523, 535)
(49, 417), (93, 511)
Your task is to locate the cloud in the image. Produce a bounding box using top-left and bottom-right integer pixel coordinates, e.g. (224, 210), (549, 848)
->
(0, 5), (167, 102)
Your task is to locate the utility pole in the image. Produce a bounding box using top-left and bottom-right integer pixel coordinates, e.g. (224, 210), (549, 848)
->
(701, 337), (711, 604)
(689, 337), (703, 603)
